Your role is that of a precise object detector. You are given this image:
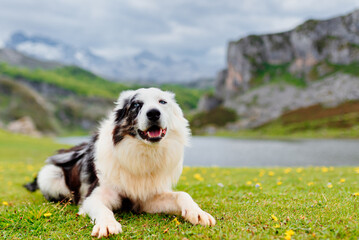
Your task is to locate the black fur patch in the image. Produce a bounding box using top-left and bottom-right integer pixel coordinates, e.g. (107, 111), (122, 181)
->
(114, 195), (141, 213)
(24, 177), (38, 192)
(62, 163), (82, 203)
(112, 94), (143, 145)
(45, 133), (99, 204)
(84, 134), (99, 185)
(86, 178), (99, 197)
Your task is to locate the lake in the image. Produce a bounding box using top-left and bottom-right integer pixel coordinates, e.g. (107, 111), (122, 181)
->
(56, 136), (359, 167)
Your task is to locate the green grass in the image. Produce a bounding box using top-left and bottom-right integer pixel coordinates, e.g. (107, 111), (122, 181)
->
(329, 61), (359, 77)
(249, 61), (359, 90)
(1, 130), (359, 239)
(251, 63), (306, 88)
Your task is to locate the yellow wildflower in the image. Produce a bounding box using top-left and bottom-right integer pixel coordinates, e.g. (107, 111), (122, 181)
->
(246, 181), (252, 185)
(286, 229), (295, 235)
(43, 212), (52, 217)
(353, 193), (359, 196)
(268, 171), (275, 176)
(327, 183), (333, 188)
(321, 167), (328, 173)
(339, 178), (345, 183)
(284, 168), (292, 174)
(296, 168), (303, 173)
(193, 173), (204, 181)
(307, 182), (314, 186)
(271, 214), (278, 222)
(2, 201), (9, 206)
(259, 170), (265, 177)
(355, 168), (359, 174)
(277, 181), (282, 186)
(274, 224), (280, 228)
(284, 229), (295, 240)
(284, 235), (291, 240)
(253, 178), (258, 182)
(172, 217), (181, 226)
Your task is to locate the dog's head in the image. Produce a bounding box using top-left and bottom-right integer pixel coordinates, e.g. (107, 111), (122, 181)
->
(112, 88), (189, 145)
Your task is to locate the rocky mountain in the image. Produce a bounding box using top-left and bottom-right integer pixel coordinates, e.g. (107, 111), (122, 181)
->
(5, 32), (210, 83)
(202, 9), (359, 130)
(0, 48), (62, 69)
(217, 9), (359, 97)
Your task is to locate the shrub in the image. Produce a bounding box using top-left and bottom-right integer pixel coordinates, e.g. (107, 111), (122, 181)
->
(190, 107), (238, 129)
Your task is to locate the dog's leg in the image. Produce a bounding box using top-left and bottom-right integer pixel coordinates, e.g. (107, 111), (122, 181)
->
(142, 191), (216, 226)
(80, 185), (122, 238)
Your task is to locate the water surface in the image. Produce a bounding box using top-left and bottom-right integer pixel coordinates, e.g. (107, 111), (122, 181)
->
(56, 136), (359, 167)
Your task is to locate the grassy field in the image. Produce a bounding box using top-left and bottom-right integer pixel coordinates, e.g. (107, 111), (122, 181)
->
(1, 130), (359, 239)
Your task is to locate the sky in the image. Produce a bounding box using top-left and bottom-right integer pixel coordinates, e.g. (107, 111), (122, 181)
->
(0, 0), (359, 69)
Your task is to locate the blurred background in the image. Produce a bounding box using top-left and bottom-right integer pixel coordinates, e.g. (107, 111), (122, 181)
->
(1, 0), (359, 166)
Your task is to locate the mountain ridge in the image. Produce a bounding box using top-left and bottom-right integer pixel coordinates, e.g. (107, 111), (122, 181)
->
(5, 31), (212, 83)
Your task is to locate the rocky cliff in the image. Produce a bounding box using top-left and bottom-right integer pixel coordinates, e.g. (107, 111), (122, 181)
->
(204, 9), (359, 130)
(216, 9), (359, 98)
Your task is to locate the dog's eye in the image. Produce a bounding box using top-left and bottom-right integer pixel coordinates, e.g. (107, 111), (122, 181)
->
(159, 100), (167, 104)
(132, 103), (140, 108)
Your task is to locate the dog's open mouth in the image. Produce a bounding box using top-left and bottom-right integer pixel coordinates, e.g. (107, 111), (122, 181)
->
(138, 126), (167, 142)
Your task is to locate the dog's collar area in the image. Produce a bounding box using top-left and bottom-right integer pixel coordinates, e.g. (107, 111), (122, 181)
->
(138, 126), (167, 143)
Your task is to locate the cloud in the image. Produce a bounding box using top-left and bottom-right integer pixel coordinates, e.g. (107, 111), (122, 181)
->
(0, 0), (359, 72)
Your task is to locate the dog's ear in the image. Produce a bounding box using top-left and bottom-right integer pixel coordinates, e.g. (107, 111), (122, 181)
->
(115, 90), (136, 109)
(165, 91), (175, 100)
(114, 90), (136, 123)
(166, 91), (185, 119)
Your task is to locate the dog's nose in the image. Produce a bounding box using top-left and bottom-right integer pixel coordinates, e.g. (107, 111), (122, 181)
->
(147, 109), (161, 121)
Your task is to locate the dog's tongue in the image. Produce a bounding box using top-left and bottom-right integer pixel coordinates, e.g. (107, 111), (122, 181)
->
(148, 128), (161, 138)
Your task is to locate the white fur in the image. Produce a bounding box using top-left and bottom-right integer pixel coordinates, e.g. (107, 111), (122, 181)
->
(37, 165), (71, 200)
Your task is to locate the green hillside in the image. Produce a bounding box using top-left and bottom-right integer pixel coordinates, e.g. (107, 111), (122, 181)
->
(0, 64), (209, 135)
(0, 63), (207, 112)
(0, 63), (131, 99)
(250, 61), (359, 89)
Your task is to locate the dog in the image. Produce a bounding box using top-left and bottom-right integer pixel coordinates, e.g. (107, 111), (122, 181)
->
(25, 88), (215, 238)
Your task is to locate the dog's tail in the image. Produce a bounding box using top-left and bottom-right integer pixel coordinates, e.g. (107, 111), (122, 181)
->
(24, 176), (38, 192)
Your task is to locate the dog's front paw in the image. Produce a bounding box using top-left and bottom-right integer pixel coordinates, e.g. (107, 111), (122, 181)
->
(181, 207), (216, 226)
(91, 218), (122, 238)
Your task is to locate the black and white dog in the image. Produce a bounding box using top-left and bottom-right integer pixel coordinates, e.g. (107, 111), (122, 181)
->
(25, 88), (215, 238)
